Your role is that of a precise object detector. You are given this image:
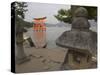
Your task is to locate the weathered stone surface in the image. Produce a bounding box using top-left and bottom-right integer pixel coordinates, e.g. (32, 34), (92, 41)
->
(16, 43), (30, 64)
(72, 17), (90, 30)
(74, 7), (88, 17)
(72, 7), (90, 30)
(56, 30), (97, 55)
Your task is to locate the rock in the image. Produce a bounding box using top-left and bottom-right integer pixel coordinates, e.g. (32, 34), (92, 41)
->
(40, 58), (46, 63)
(43, 66), (50, 70)
(43, 43), (47, 48)
(92, 56), (97, 62)
(33, 54), (43, 58)
(45, 59), (51, 63)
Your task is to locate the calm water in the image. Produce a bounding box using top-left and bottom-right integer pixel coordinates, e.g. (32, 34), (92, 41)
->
(24, 20), (97, 49)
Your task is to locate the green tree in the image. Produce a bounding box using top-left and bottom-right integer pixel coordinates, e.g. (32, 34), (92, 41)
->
(54, 9), (72, 23)
(15, 2), (28, 19)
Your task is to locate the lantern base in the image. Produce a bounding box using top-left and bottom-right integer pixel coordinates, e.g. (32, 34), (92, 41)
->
(61, 49), (94, 70)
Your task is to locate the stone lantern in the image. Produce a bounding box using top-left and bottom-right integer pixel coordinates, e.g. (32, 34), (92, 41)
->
(15, 17), (30, 64)
(56, 7), (97, 69)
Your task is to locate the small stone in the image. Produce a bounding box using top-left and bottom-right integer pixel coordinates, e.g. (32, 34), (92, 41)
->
(92, 56), (97, 62)
(45, 59), (51, 63)
(43, 66), (50, 70)
(33, 55), (42, 58)
(40, 58), (46, 63)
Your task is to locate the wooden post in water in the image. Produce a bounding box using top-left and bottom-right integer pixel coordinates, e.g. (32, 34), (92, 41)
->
(33, 17), (46, 48)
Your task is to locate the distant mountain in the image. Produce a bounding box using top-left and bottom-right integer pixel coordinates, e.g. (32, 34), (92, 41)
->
(45, 22), (71, 27)
(45, 23), (56, 27)
(45, 20), (97, 28)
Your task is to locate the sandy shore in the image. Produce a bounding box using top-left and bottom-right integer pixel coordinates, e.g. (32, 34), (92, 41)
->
(16, 46), (68, 73)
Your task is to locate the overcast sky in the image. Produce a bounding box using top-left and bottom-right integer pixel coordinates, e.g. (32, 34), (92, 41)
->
(24, 2), (70, 24)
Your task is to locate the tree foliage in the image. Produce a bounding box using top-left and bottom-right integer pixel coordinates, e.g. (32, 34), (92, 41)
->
(11, 2), (33, 31)
(14, 2), (28, 19)
(54, 9), (72, 23)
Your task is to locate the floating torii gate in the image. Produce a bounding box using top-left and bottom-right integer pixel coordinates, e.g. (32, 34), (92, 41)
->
(33, 17), (46, 48)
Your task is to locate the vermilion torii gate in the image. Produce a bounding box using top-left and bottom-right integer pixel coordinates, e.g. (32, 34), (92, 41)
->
(33, 17), (46, 48)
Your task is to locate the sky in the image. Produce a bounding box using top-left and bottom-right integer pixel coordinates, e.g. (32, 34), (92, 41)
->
(24, 2), (70, 24)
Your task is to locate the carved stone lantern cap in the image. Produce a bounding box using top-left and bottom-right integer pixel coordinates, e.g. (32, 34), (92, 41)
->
(72, 7), (90, 30)
(74, 7), (88, 17)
